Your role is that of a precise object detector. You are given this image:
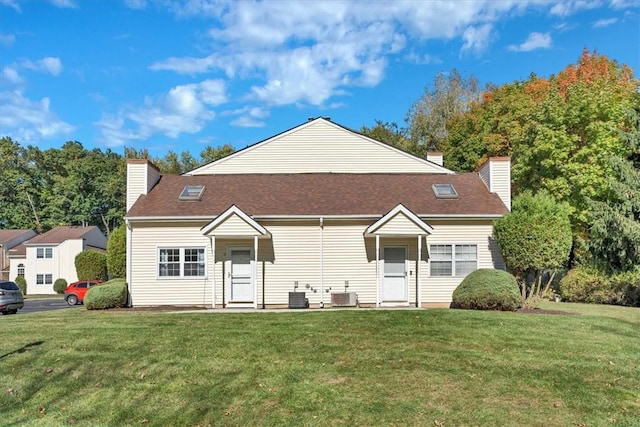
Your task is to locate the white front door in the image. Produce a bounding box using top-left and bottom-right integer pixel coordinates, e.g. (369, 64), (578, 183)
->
(382, 246), (408, 302)
(228, 248), (253, 303)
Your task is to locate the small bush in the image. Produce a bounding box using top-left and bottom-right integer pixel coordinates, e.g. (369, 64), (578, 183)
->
(610, 268), (640, 307)
(452, 269), (521, 311)
(75, 250), (108, 281)
(53, 278), (67, 294)
(559, 268), (612, 304)
(14, 276), (27, 295)
(84, 279), (128, 310)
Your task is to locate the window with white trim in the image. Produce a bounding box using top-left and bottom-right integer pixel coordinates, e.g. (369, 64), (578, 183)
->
(36, 274), (53, 285)
(37, 247), (53, 259)
(17, 263), (25, 277)
(158, 248), (205, 278)
(429, 244), (477, 277)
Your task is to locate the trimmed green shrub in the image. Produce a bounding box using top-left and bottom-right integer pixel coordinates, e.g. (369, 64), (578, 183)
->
(75, 250), (108, 281)
(106, 225), (126, 279)
(53, 278), (67, 294)
(558, 268), (612, 304)
(452, 269), (521, 311)
(84, 279), (128, 310)
(609, 268), (640, 307)
(14, 276), (27, 295)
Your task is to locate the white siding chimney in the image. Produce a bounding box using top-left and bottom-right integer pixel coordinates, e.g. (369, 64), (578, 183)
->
(479, 157), (511, 210)
(426, 151), (443, 166)
(126, 159), (161, 212)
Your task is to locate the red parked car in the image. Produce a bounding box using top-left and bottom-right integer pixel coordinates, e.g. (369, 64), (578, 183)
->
(64, 280), (102, 305)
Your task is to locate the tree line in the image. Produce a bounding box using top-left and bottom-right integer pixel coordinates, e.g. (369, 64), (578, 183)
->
(0, 139), (235, 235)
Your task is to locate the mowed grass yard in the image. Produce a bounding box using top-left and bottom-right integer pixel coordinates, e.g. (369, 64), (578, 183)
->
(1, 303), (639, 426)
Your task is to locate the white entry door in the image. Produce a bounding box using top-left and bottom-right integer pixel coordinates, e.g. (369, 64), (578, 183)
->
(229, 248), (253, 303)
(382, 246), (408, 302)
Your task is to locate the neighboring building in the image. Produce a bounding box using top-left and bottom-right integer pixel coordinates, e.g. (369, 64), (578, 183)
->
(0, 229), (36, 280)
(9, 226), (107, 295)
(125, 117), (511, 309)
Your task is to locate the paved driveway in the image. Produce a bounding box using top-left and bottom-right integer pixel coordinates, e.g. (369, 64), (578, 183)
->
(7, 298), (82, 315)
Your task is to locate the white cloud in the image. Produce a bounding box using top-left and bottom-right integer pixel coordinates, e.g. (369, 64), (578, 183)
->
(609, 0), (640, 9)
(508, 32), (552, 52)
(0, 33), (15, 45)
(151, 1), (552, 110)
(95, 79), (228, 146)
(36, 57), (63, 75)
(124, 0), (146, 10)
(50, 0), (77, 8)
(550, 0), (601, 16)
(2, 66), (22, 84)
(224, 106), (269, 128)
(0, 0), (20, 12)
(0, 91), (74, 142)
(592, 17), (618, 27)
(461, 24), (494, 55)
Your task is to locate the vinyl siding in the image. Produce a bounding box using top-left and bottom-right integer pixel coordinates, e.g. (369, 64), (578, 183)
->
(128, 218), (502, 308)
(478, 158), (511, 211)
(129, 222), (213, 307)
(375, 212), (427, 235)
(210, 214), (262, 236)
(422, 219), (504, 303)
(190, 120), (448, 175)
(126, 163), (147, 212)
(490, 160), (511, 210)
(322, 221), (378, 304)
(127, 162), (161, 212)
(254, 221), (321, 306)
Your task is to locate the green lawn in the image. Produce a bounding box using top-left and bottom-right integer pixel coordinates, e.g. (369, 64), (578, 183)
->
(1, 303), (639, 426)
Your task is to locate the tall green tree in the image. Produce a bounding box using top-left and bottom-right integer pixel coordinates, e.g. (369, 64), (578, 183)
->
(106, 225), (126, 278)
(494, 191), (573, 307)
(588, 109), (640, 272)
(406, 69), (482, 157)
(0, 138), (47, 231)
(444, 50), (639, 231)
(359, 121), (411, 153)
(200, 143), (235, 163)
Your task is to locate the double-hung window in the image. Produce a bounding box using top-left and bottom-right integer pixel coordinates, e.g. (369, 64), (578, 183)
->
(36, 274), (53, 285)
(429, 244), (477, 277)
(37, 247), (53, 259)
(158, 248), (205, 278)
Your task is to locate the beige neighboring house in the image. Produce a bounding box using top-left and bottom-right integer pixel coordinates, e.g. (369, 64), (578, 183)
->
(9, 226), (107, 295)
(125, 117), (511, 309)
(0, 229), (37, 281)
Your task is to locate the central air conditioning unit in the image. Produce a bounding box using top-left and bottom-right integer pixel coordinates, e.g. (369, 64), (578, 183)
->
(331, 292), (358, 307)
(288, 292), (309, 309)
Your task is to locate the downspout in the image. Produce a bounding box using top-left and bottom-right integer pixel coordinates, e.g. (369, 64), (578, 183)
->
(417, 234), (422, 308)
(319, 217), (324, 308)
(125, 219), (132, 307)
(208, 235), (215, 309)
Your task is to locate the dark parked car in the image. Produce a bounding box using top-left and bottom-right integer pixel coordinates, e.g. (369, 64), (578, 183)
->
(64, 280), (102, 305)
(0, 280), (24, 315)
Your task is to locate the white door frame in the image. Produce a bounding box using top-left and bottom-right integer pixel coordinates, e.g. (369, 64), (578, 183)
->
(381, 245), (409, 303)
(225, 246), (255, 306)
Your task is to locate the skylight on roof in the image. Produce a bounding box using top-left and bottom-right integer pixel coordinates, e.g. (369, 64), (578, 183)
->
(432, 184), (458, 199)
(179, 185), (205, 201)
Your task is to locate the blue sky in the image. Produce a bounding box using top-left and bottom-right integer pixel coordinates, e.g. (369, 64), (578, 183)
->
(1, 0), (638, 157)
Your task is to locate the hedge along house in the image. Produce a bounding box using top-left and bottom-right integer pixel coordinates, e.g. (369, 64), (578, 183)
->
(125, 117), (510, 309)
